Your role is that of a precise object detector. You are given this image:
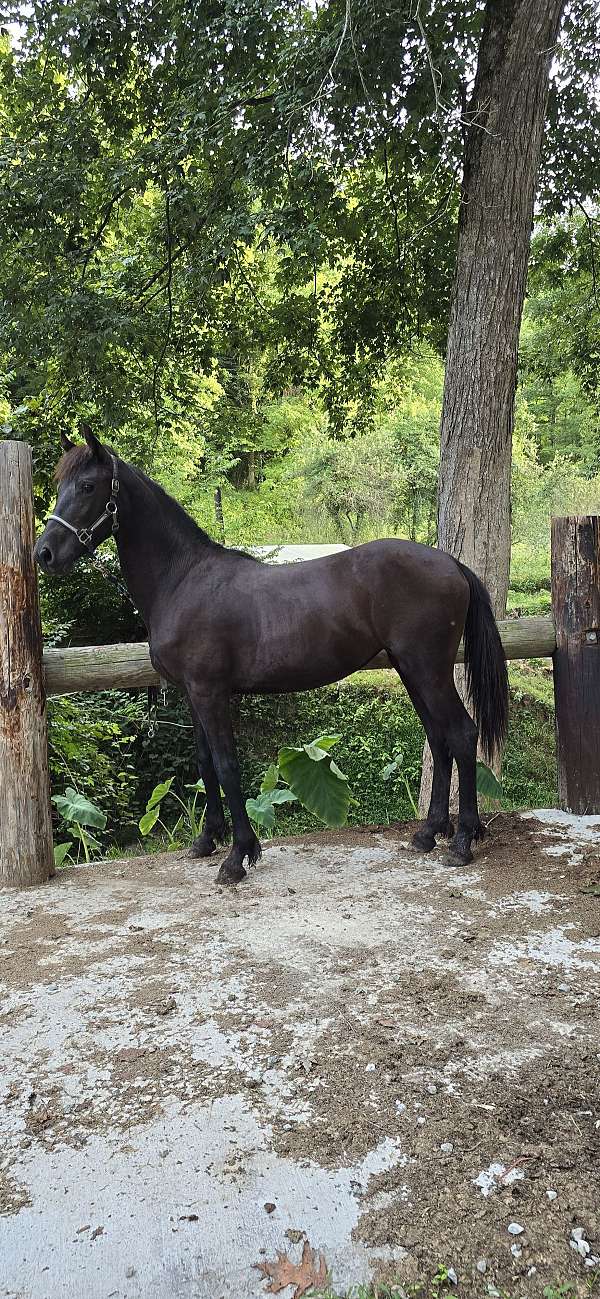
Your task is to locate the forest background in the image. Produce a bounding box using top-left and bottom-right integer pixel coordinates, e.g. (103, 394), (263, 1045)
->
(1, 0), (599, 854)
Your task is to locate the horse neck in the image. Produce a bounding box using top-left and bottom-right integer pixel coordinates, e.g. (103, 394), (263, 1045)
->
(115, 462), (205, 627)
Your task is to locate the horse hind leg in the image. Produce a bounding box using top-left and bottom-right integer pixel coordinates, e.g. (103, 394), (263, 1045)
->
(409, 672), (485, 867)
(440, 694), (486, 867)
(388, 656), (454, 852)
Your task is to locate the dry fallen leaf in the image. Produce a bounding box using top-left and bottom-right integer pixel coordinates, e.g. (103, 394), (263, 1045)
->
(254, 1239), (327, 1298)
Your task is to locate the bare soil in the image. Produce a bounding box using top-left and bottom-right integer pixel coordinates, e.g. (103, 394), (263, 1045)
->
(0, 811), (599, 1298)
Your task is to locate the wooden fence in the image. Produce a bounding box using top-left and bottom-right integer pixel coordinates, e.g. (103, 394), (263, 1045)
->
(1, 439), (599, 887)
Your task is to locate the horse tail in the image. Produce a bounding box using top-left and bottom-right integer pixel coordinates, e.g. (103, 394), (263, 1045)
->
(454, 561), (509, 762)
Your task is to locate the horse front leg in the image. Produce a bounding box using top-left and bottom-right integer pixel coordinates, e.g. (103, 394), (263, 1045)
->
(188, 710), (227, 858)
(187, 685), (261, 884)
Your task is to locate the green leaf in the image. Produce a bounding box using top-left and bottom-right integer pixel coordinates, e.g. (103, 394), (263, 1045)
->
(301, 741), (329, 762)
(382, 752), (404, 781)
(52, 787), (107, 829)
(139, 806), (160, 836)
(310, 734), (341, 752)
(476, 761), (503, 800)
(278, 745), (351, 827)
(53, 841), (72, 868)
(146, 777), (174, 811)
(260, 763), (280, 794)
(246, 795), (276, 830)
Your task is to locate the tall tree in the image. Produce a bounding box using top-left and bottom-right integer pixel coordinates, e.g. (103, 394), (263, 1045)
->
(437, 0), (567, 616)
(419, 0), (568, 809)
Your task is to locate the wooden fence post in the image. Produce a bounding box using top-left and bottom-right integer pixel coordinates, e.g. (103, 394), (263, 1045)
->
(0, 440), (54, 885)
(551, 515), (600, 815)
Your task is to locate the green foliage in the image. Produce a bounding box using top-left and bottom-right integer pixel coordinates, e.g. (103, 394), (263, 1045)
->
(48, 691), (142, 840)
(245, 786), (297, 832)
(39, 549), (144, 647)
(2, 0), (597, 507)
(277, 735), (351, 828)
(139, 777), (207, 844)
(382, 751), (419, 817)
(51, 786), (107, 864)
(475, 761), (503, 801)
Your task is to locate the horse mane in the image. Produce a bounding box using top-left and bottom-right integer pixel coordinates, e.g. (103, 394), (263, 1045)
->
(129, 462), (219, 548)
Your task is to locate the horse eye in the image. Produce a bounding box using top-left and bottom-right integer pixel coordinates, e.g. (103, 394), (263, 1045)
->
(81, 481), (95, 494)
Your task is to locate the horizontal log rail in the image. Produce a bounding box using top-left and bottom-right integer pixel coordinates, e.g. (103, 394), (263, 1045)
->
(43, 613), (556, 696)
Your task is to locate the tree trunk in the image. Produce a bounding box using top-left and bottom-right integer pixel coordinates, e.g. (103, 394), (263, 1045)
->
(420, 0), (566, 813)
(0, 441), (54, 886)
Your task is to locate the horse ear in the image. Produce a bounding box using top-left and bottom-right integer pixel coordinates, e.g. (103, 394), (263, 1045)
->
(80, 422), (108, 462)
(60, 431), (75, 452)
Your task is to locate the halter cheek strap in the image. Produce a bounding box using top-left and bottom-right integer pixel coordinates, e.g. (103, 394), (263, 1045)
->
(48, 454), (120, 552)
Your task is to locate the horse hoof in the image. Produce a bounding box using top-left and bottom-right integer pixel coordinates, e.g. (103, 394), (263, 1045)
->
(411, 829), (436, 853)
(190, 835), (215, 858)
(442, 847), (473, 868)
(216, 862), (247, 886)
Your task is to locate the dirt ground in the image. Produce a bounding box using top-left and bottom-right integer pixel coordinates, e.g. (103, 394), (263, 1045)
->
(0, 809), (599, 1299)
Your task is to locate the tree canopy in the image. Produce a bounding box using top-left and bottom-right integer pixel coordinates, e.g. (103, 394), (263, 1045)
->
(1, 0), (599, 508)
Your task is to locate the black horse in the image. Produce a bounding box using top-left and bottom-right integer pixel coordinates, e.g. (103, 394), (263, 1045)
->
(35, 428), (508, 884)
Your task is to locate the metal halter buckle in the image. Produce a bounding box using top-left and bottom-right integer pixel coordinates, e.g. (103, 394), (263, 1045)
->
(106, 500), (118, 515)
(77, 527), (93, 546)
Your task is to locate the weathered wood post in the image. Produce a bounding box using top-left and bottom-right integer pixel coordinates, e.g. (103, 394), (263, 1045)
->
(551, 515), (600, 814)
(0, 440), (54, 885)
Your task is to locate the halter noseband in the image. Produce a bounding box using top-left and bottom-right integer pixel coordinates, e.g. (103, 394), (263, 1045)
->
(48, 454), (120, 552)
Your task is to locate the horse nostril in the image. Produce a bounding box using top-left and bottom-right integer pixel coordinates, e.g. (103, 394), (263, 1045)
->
(37, 545), (53, 567)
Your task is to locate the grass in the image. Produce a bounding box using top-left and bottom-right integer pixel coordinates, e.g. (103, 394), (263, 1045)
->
(305, 1270), (600, 1299)
(508, 659), (555, 710)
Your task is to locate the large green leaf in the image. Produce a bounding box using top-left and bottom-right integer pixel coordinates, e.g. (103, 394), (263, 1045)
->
(278, 744), (350, 828)
(246, 794), (276, 831)
(146, 777), (174, 811)
(139, 806), (160, 836)
(476, 762), (503, 800)
(52, 787), (107, 830)
(269, 788), (298, 805)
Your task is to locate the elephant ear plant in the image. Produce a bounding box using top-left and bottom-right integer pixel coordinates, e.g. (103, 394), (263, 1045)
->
(52, 787), (107, 866)
(140, 735), (353, 846)
(247, 734), (352, 833)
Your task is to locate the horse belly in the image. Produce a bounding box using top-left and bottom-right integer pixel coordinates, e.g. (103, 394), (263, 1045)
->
(233, 619), (380, 693)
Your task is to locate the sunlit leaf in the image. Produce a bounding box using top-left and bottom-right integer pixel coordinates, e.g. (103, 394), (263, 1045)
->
(139, 806), (160, 836)
(146, 777), (174, 811)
